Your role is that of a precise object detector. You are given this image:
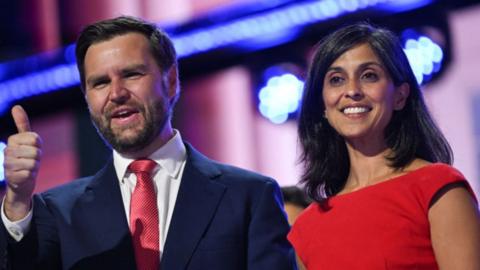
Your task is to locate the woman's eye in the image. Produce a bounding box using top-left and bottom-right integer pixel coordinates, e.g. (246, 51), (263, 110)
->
(329, 76), (344, 86)
(362, 72), (378, 81)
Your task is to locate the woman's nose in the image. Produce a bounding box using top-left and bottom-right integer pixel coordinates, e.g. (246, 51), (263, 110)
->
(345, 81), (363, 100)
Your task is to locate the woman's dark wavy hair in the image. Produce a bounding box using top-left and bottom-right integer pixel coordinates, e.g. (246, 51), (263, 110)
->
(75, 16), (177, 93)
(298, 22), (453, 202)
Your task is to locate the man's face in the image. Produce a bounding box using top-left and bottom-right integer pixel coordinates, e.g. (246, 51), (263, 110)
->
(83, 32), (176, 154)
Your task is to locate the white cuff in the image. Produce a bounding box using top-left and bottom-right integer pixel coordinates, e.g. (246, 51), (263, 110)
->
(1, 197), (33, 242)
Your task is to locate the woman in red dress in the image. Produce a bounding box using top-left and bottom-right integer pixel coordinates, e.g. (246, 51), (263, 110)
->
(288, 23), (480, 269)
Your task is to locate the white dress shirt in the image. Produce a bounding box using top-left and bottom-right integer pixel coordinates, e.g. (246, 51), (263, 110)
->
(1, 130), (187, 256)
(114, 130), (186, 252)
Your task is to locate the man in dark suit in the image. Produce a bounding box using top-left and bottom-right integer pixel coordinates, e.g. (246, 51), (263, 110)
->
(0, 16), (296, 269)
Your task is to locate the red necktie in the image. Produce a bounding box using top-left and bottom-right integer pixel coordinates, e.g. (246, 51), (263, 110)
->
(129, 159), (160, 270)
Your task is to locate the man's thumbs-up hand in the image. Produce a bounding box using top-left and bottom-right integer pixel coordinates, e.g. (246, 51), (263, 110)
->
(3, 105), (42, 221)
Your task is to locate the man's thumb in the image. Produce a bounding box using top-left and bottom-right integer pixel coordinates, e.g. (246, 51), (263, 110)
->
(11, 105), (32, 133)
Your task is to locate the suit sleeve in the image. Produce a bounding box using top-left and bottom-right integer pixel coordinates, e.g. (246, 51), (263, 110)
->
(0, 195), (61, 270)
(247, 179), (297, 270)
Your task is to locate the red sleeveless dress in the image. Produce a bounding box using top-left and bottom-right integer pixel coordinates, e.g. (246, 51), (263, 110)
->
(288, 163), (477, 270)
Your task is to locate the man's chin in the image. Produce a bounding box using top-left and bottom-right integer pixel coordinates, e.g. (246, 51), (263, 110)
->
(112, 144), (142, 154)
(109, 137), (148, 153)
(111, 128), (142, 140)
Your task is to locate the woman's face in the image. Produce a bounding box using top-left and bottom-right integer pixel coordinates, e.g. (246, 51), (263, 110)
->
(322, 43), (409, 146)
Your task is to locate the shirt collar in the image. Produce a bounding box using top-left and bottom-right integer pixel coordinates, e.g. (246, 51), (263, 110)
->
(113, 130), (186, 181)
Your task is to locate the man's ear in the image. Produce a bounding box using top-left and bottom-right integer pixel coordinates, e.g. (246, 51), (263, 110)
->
(166, 65), (179, 105)
(394, 83), (410, 110)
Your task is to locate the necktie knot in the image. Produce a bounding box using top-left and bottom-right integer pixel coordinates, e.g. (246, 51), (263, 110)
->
(129, 159), (157, 175)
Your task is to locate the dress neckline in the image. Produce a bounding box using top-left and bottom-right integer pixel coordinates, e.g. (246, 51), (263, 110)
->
(330, 162), (443, 200)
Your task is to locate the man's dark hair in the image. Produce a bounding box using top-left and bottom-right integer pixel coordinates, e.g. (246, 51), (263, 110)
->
(75, 16), (177, 92)
(298, 22), (453, 202)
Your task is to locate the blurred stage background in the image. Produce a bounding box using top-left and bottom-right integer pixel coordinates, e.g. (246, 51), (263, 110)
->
(0, 0), (479, 198)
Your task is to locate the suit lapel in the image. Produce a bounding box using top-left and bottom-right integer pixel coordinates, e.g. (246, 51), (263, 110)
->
(75, 159), (136, 267)
(161, 144), (226, 270)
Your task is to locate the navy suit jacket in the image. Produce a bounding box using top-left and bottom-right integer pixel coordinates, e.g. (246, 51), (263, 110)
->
(1, 144), (296, 269)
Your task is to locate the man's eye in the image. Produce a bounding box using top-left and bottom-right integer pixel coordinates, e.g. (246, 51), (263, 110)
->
(125, 72), (142, 78)
(92, 80), (108, 88)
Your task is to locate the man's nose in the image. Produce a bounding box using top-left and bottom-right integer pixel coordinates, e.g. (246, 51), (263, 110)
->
(109, 79), (130, 103)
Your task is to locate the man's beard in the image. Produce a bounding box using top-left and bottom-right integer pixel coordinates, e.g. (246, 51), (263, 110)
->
(90, 99), (170, 154)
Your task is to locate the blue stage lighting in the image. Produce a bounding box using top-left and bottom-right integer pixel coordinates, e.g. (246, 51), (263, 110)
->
(0, 0), (436, 114)
(0, 64), (79, 114)
(379, 0), (434, 12)
(64, 44), (77, 64)
(168, 0), (430, 58)
(0, 141), (6, 184)
(402, 32), (443, 85)
(258, 73), (304, 124)
(339, 0), (360, 12)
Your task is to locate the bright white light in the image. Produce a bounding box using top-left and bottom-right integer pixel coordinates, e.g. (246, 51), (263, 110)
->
(0, 142), (6, 183)
(403, 35), (443, 85)
(258, 73), (304, 124)
(339, 0), (360, 12)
